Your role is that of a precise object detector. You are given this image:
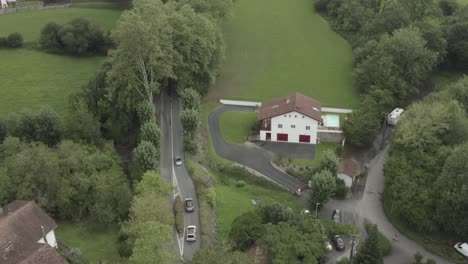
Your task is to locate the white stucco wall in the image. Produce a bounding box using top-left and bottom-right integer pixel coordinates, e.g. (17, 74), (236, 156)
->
(337, 173), (353, 188)
(260, 111), (318, 144)
(37, 230), (57, 248)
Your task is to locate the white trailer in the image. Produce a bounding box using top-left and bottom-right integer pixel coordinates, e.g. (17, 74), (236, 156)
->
(387, 108), (404, 126)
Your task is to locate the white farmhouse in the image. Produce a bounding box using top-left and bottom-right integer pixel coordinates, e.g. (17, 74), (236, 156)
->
(258, 92), (322, 144)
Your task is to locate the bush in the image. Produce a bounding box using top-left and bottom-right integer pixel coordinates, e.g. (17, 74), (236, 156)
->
(131, 141), (159, 180)
(117, 233), (132, 258)
(6, 32), (23, 48)
(204, 187), (216, 208)
(0, 37), (7, 47)
(140, 121), (160, 148)
(136, 101), (155, 124)
(235, 180), (246, 188)
(184, 137), (198, 154)
(174, 196), (184, 234)
(0, 119), (6, 144)
(14, 108), (64, 146)
(334, 178), (348, 199)
(314, 0), (329, 12)
(366, 224), (392, 257)
(40, 18), (111, 55)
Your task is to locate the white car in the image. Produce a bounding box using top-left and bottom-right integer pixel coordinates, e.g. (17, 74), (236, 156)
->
(454, 242), (468, 258)
(186, 225), (196, 242)
(175, 155), (182, 166)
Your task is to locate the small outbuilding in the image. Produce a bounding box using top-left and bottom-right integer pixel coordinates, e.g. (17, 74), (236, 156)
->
(337, 158), (361, 188)
(387, 108), (404, 126)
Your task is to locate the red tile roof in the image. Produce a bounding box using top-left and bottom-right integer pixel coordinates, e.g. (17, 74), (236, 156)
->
(338, 158), (361, 178)
(257, 92), (322, 121)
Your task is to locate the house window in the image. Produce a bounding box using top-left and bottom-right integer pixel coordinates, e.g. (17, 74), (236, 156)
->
(278, 124), (283, 128)
(284, 115), (286, 117)
(291, 125), (296, 128)
(294, 115), (297, 118)
(289, 115), (291, 117)
(306, 126), (310, 130)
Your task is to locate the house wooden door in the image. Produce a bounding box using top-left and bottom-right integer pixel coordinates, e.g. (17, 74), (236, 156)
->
(276, 133), (288, 141)
(266, 133), (271, 140)
(299, 135), (310, 143)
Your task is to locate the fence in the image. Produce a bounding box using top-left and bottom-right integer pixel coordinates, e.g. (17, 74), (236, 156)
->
(0, 3), (70, 15)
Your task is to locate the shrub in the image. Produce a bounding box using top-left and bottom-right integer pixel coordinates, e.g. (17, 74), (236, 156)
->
(334, 178), (348, 199)
(14, 107), (64, 146)
(0, 118), (6, 143)
(178, 88), (201, 111)
(131, 141), (159, 180)
(235, 180), (246, 188)
(184, 137), (198, 154)
(140, 121), (160, 148)
(40, 18), (111, 55)
(6, 32), (23, 48)
(117, 233), (132, 258)
(136, 101), (155, 124)
(366, 224), (392, 257)
(204, 187), (216, 208)
(0, 37), (7, 47)
(40, 22), (62, 52)
(174, 196), (184, 234)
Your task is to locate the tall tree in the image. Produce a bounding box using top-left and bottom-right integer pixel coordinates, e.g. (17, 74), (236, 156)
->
(229, 211), (265, 251)
(309, 170), (336, 207)
(352, 225), (383, 264)
(320, 150), (339, 175)
(192, 245), (254, 264)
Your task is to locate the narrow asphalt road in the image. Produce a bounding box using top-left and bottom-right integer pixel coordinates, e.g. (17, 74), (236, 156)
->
(208, 105), (306, 192)
(322, 146), (453, 264)
(209, 104), (454, 264)
(160, 90), (200, 261)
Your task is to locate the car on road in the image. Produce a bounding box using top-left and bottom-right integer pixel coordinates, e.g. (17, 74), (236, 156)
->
(186, 225), (196, 242)
(175, 155), (183, 166)
(332, 209), (341, 223)
(332, 235), (345, 251)
(454, 242), (468, 258)
(184, 198), (194, 212)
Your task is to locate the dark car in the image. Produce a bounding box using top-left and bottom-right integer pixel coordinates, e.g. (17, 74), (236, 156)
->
(332, 209), (341, 223)
(332, 235), (345, 251)
(184, 198), (194, 212)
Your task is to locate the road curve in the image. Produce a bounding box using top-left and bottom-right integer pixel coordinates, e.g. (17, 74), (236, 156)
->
(208, 105), (305, 192)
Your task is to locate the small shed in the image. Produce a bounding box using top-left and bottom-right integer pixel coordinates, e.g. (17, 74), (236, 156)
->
(337, 158), (361, 188)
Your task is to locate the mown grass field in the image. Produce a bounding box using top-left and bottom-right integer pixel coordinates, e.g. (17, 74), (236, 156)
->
(56, 221), (121, 263)
(215, 176), (302, 241)
(0, 3), (122, 116)
(0, 49), (103, 115)
(209, 0), (357, 108)
(0, 3), (122, 42)
(219, 111), (258, 143)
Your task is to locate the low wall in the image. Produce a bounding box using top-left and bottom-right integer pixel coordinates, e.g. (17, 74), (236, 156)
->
(220, 99), (261, 107)
(0, 3), (69, 15)
(318, 130), (343, 143)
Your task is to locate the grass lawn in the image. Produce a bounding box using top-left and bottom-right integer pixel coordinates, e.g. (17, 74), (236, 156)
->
(215, 175), (302, 241)
(0, 2), (122, 116)
(55, 221), (121, 263)
(0, 3), (123, 42)
(0, 49), (104, 116)
(219, 111), (258, 143)
(209, 0), (357, 108)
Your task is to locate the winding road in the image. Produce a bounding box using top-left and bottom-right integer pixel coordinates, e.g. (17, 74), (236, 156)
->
(208, 105), (305, 192)
(208, 104), (455, 264)
(160, 90), (200, 261)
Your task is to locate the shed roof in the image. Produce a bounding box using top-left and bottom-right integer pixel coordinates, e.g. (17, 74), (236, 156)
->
(338, 158), (361, 178)
(257, 92), (322, 121)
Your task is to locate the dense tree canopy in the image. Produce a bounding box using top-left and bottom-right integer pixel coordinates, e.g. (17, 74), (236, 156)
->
(0, 138), (132, 223)
(384, 77), (468, 236)
(352, 225), (383, 264)
(309, 170), (336, 207)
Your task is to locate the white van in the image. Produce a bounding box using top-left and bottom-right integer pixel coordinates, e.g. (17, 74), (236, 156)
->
(454, 242), (468, 258)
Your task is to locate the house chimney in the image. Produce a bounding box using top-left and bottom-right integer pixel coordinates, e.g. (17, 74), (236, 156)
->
(41, 226), (49, 246)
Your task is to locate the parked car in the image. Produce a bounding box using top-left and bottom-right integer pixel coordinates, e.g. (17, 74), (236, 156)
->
(184, 198), (194, 212)
(332, 209), (341, 223)
(175, 155), (183, 166)
(454, 242), (468, 258)
(332, 235), (345, 251)
(186, 225), (196, 242)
